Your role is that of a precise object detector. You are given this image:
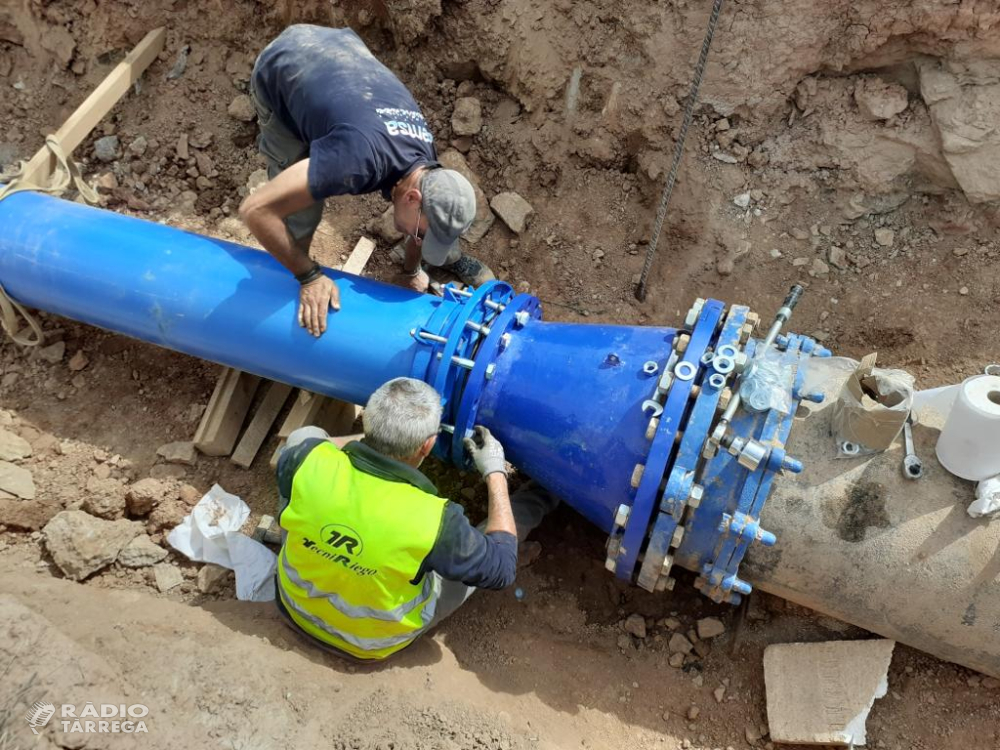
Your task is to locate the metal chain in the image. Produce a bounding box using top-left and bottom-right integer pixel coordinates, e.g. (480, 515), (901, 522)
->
(635, 0), (726, 301)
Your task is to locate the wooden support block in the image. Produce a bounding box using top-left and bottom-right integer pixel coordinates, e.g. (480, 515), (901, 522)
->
(276, 390), (330, 439)
(20, 27), (166, 186)
(230, 382), (294, 468)
(193, 368), (261, 456)
(340, 237), (376, 276)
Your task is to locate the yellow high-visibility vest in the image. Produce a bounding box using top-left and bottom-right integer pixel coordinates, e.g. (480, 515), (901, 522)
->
(277, 442), (446, 660)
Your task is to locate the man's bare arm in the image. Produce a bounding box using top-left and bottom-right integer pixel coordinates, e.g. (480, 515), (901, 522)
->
(484, 473), (516, 537)
(238, 159), (341, 336)
(238, 160), (316, 276)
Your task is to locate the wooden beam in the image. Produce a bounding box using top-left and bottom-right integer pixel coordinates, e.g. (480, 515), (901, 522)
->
(230, 382), (294, 468)
(341, 237), (376, 276)
(193, 368), (261, 457)
(20, 27), (166, 186)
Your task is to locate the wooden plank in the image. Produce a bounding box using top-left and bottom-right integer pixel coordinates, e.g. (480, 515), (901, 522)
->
(276, 390), (330, 439)
(193, 368), (261, 456)
(230, 382), (294, 468)
(340, 237), (376, 276)
(20, 27), (166, 186)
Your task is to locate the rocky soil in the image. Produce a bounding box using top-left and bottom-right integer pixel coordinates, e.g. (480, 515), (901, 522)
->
(1, 1), (1000, 748)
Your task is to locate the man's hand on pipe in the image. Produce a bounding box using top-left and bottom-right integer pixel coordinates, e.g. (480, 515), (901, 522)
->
(298, 275), (340, 337)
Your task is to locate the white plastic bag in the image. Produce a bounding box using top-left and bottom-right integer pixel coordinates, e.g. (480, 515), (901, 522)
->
(167, 484), (276, 601)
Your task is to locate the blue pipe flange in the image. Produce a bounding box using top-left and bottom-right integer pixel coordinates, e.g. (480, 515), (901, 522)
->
(636, 304), (749, 592)
(450, 292), (542, 466)
(692, 332), (817, 603)
(610, 298), (725, 582)
(424, 281), (514, 460)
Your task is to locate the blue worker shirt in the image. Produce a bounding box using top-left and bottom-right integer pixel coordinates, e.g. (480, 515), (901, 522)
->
(252, 25), (438, 201)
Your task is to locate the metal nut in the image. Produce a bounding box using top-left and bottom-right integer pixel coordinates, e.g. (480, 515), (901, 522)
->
(670, 526), (685, 548)
(630, 464), (645, 489)
(645, 417), (659, 441)
(675, 333), (690, 354)
(643, 360), (659, 376)
(688, 484), (704, 508)
(614, 503), (630, 528)
(513, 310), (530, 328)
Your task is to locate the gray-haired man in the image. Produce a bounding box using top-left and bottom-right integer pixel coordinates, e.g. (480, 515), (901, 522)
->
(239, 25), (495, 339)
(274, 377), (556, 660)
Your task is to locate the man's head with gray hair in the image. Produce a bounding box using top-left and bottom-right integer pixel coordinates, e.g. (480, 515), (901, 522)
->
(363, 378), (443, 464)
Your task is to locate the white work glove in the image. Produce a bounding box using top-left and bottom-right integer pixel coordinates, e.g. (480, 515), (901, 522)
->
(463, 425), (507, 477)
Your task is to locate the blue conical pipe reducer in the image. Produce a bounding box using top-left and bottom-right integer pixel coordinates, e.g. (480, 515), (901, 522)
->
(4, 192), (998, 678)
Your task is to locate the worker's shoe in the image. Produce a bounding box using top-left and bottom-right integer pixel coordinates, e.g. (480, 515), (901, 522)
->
(439, 253), (495, 288)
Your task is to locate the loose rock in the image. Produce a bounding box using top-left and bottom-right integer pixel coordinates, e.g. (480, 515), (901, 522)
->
(68, 350), (89, 371)
(0, 497), (59, 530)
(696, 617), (726, 640)
(118, 535), (168, 568)
(127, 477), (172, 516)
(38, 341), (66, 364)
(0, 429), (32, 461)
(623, 614), (647, 639)
(227, 94), (256, 122)
(854, 77), (909, 121)
(153, 562), (184, 592)
(197, 563), (232, 593)
(669, 633), (694, 655)
(43, 510), (142, 580)
(157, 441), (197, 466)
(713, 686), (726, 703)
(828, 246), (848, 270)
(83, 476), (128, 519)
(129, 136), (148, 156)
(147, 499), (188, 534)
(687, 706), (700, 721)
(452, 96), (482, 136)
(874, 228), (895, 247)
(668, 652), (685, 668)
(0, 460), (35, 499)
(733, 192), (751, 209)
(93, 135), (120, 163)
(490, 192), (534, 234)
(810, 258), (829, 277)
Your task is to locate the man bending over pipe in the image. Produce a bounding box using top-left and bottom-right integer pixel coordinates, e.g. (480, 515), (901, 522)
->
(273, 377), (557, 660)
(239, 25), (495, 337)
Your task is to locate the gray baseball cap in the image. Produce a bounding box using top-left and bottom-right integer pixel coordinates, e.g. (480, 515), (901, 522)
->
(420, 169), (476, 265)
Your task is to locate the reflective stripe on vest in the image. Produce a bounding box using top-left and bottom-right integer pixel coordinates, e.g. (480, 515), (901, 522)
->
(280, 547), (438, 624)
(277, 441), (446, 659)
(279, 579), (439, 653)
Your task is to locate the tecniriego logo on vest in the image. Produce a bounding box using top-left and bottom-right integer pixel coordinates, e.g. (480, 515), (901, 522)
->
(299, 523), (379, 577)
(320, 523), (364, 556)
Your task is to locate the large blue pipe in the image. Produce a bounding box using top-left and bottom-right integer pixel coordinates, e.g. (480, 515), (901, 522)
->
(0, 191), (797, 596)
(5, 191), (1000, 679)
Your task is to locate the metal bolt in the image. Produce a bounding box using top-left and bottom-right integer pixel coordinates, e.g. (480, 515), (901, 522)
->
(630, 464), (645, 489)
(614, 503), (630, 528)
(670, 526), (685, 548)
(675, 333), (690, 354)
(659, 554), (674, 575)
(688, 484), (704, 508)
(500, 333), (512, 350)
(514, 310), (530, 328)
(717, 387), (732, 411)
(605, 556), (617, 573)
(485, 363), (496, 380)
(645, 417), (659, 441)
